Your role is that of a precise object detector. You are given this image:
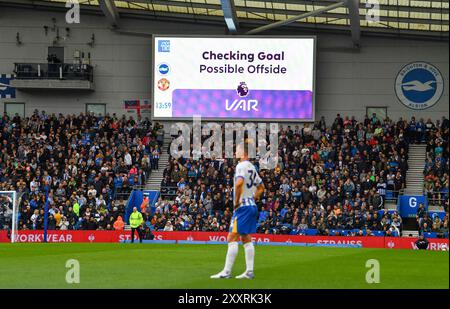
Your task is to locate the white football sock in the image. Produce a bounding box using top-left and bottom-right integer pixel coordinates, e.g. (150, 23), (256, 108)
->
(223, 242), (239, 274)
(243, 242), (255, 272)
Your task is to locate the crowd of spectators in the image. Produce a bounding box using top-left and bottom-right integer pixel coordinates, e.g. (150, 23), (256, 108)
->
(1, 111), (448, 238)
(152, 114), (438, 237)
(419, 116), (449, 237)
(416, 203), (449, 238)
(423, 117), (449, 207)
(0, 110), (163, 231)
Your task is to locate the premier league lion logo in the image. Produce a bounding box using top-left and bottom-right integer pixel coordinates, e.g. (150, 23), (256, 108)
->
(237, 82), (249, 97)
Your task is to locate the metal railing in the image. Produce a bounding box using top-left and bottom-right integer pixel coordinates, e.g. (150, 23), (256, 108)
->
(110, 166), (153, 208)
(160, 185), (178, 199)
(14, 62), (93, 81)
(385, 189), (404, 204)
(427, 196), (449, 207)
(114, 192), (133, 203)
(423, 187), (448, 207)
(132, 185), (148, 191)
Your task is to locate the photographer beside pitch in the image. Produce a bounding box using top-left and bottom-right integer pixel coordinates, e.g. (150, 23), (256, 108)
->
(211, 139), (265, 279)
(415, 235), (429, 250)
(129, 207), (144, 243)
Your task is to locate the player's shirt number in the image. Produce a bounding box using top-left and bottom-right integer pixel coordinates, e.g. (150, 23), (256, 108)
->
(246, 170), (257, 189)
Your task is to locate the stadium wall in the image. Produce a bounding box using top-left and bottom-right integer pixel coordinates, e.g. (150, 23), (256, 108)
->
(0, 6), (448, 122)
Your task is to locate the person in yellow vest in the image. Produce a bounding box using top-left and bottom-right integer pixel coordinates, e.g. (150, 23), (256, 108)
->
(129, 207), (144, 243)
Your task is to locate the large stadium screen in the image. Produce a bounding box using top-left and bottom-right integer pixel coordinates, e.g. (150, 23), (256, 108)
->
(152, 36), (316, 121)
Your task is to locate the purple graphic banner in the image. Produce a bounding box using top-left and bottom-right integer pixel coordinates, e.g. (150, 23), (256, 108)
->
(172, 89), (313, 120)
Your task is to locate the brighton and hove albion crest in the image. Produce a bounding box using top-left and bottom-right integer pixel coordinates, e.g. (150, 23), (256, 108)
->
(395, 62), (444, 110)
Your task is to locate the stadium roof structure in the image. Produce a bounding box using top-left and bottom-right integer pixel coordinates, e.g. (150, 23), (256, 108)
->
(1, 0), (448, 42)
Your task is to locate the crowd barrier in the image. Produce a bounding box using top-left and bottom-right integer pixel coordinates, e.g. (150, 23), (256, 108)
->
(0, 230), (448, 251)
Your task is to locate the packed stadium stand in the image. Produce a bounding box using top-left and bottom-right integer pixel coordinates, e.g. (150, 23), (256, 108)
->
(0, 110), (163, 230)
(1, 111), (448, 239)
(158, 115), (449, 237)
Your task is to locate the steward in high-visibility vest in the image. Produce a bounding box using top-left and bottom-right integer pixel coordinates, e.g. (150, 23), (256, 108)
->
(129, 207), (144, 243)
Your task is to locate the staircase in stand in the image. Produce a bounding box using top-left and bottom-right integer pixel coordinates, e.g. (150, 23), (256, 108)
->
(402, 144), (431, 235)
(404, 144), (427, 195)
(146, 136), (171, 191)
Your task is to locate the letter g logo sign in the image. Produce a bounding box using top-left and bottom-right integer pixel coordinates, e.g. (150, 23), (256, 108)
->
(409, 197), (417, 208)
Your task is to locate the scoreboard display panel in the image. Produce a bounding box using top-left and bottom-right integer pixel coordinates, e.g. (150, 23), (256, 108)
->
(152, 36), (316, 121)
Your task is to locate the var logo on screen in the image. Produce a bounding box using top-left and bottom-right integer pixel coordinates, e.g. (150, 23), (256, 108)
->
(158, 40), (171, 52)
(158, 63), (170, 75)
(395, 62), (443, 110)
(226, 99), (258, 112)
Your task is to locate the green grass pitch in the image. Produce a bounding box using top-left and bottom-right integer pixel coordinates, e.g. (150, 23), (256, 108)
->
(0, 243), (448, 289)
